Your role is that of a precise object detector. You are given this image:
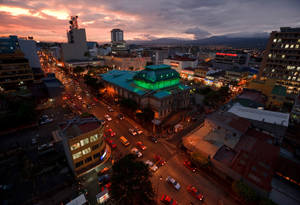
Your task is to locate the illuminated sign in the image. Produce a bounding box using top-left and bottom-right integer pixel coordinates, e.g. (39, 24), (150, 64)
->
(216, 53), (237, 57)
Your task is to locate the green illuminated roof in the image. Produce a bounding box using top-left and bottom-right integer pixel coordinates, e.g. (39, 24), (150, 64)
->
(133, 64), (180, 90)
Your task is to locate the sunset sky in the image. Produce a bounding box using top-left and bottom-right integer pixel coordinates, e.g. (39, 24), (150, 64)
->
(0, 0), (300, 43)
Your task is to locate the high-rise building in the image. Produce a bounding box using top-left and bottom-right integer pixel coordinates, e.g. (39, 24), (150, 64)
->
(259, 27), (300, 94)
(61, 16), (88, 62)
(111, 29), (124, 42)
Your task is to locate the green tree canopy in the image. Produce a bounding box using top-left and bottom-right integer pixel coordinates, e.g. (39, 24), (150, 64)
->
(111, 154), (155, 205)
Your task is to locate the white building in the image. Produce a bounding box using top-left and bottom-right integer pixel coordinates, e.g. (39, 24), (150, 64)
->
(18, 38), (41, 69)
(163, 56), (198, 73)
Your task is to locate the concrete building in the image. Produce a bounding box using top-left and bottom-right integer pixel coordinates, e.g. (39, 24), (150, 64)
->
(54, 116), (110, 177)
(111, 29), (124, 42)
(291, 94), (300, 123)
(163, 56), (198, 73)
(259, 27), (300, 94)
(103, 56), (151, 70)
(100, 64), (190, 120)
(213, 51), (250, 70)
(111, 29), (127, 55)
(61, 16), (88, 62)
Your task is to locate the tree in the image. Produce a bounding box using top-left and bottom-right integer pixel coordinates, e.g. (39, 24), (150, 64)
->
(111, 154), (155, 205)
(232, 180), (258, 202)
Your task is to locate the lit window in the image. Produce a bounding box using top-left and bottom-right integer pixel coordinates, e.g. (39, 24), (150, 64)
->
(272, 69), (275, 72)
(288, 76), (291, 80)
(72, 151), (82, 160)
(285, 44), (289, 48)
(282, 55), (285, 59)
(290, 44), (294, 48)
(273, 38), (277, 43)
(268, 54), (272, 58)
(298, 39), (300, 43)
(292, 77), (296, 80)
(298, 78), (300, 81)
(297, 66), (300, 71)
(80, 138), (89, 146)
(278, 39), (282, 42)
(296, 44), (299, 49)
(70, 142), (80, 151)
(295, 72), (298, 76)
(82, 147), (91, 155)
(90, 134), (98, 142)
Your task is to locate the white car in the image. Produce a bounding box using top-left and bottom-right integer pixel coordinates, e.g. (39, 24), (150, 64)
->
(145, 160), (158, 172)
(135, 128), (143, 135)
(104, 114), (112, 121)
(129, 128), (137, 136)
(131, 147), (142, 158)
(166, 176), (181, 190)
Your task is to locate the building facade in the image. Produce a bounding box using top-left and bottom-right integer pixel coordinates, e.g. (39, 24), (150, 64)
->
(213, 51), (250, 70)
(163, 57), (198, 73)
(101, 64), (190, 120)
(57, 116), (109, 177)
(259, 27), (300, 94)
(111, 29), (124, 42)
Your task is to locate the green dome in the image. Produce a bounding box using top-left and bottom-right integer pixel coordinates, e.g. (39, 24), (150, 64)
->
(133, 64), (180, 90)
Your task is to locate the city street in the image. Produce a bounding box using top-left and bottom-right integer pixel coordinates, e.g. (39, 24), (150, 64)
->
(47, 65), (238, 205)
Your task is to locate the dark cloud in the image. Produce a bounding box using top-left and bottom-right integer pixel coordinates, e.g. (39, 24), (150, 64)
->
(184, 27), (211, 39)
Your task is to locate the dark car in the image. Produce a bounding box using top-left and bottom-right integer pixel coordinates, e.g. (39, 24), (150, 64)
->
(117, 113), (124, 120)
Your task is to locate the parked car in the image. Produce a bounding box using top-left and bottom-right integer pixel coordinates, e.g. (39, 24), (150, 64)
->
(104, 114), (112, 121)
(136, 141), (147, 150)
(135, 128), (143, 135)
(105, 138), (117, 149)
(184, 160), (196, 172)
(166, 176), (181, 190)
(187, 185), (204, 201)
(129, 128), (137, 136)
(160, 194), (178, 205)
(154, 154), (166, 166)
(131, 147), (142, 158)
(106, 128), (116, 137)
(120, 136), (130, 146)
(145, 160), (158, 172)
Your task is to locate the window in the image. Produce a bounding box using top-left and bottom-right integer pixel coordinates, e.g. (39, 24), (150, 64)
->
(285, 44), (289, 48)
(80, 138), (89, 146)
(94, 152), (100, 159)
(282, 55), (285, 59)
(288, 76), (291, 80)
(278, 38), (282, 42)
(272, 69), (275, 72)
(293, 77), (296, 80)
(90, 134), (98, 142)
(82, 147), (91, 155)
(72, 151), (82, 160)
(297, 66), (300, 71)
(85, 157), (92, 163)
(268, 54), (272, 58)
(70, 142), (80, 151)
(273, 38), (277, 43)
(290, 44), (294, 48)
(298, 39), (300, 43)
(75, 161), (83, 168)
(296, 44), (299, 49)
(92, 144), (99, 150)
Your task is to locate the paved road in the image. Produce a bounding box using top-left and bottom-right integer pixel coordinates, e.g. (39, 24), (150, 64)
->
(52, 66), (238, 205)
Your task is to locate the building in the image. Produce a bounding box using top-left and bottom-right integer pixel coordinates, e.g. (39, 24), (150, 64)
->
(61, 16), (88, 62)
(194, 67), (209, 79)
(54, 116), (110, 177)
(228, 103), (289, 143)
(42, 73), (64, 98)
(291, 94), (300, 123)
(103, 56), (151, 70)
(213, 51), (250, 70)
(87, 41), (99, 57)
(163, 56), (198, 73)
(151, 48), (170, 65)
(111, 29), (124, 42)
(0, 51), (33, 91)
(259, 27), (300, 94)
(100, 64), (190, 120)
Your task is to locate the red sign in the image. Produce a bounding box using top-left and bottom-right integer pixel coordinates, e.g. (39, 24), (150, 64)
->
(216, 52), (237, 57)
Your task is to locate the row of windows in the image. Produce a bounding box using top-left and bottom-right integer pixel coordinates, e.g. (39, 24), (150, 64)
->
(70, 134), (99, 151)
(75, 152), (102, 168)
(72, 142), (102, 160)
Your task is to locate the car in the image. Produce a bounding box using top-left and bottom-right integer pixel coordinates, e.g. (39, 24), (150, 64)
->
(149, 136), (158, 143)
(39, 115), (53, 125)
(31, 138), (37, 145)
(136, 141), (147, 150)
(135, 128), (143, 135)
(184, 160), (196, 172)
(154, 155), (166, 166)
(166, 176), (181, 190)
(187, 185), (204, 201)
(120, 136), (130, 146)
(98, 174), (110, 185)
(104, 114), (112, 121)
(98, 167), (110, 175)
(108, 107), (114, 112)
(160, 194), (178, 205)
(117, 113), (124, 120)
(131, 147), (143, 158)
(106, 128), (116, 137)
(105, 138), (117, 149)
(129, 128), (137, 136)
(145, 160), (158, 172)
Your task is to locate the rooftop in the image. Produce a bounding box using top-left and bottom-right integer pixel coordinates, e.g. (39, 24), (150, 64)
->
(228, 103), (289, 127)
(59, 116), (102, 138)
(166, 56), (197, 61)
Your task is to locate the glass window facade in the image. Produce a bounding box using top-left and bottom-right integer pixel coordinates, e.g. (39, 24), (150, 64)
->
(80, 138), (89, 146)
(82, 147), (91, 155)
(90, 134), (98, 142)
(73, 151), (82, 160)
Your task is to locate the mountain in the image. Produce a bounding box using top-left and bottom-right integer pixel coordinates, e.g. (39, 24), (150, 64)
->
(127, 35), (268, 49)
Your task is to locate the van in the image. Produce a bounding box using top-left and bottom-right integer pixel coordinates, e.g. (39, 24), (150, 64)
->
(120, 136), (130, 146)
